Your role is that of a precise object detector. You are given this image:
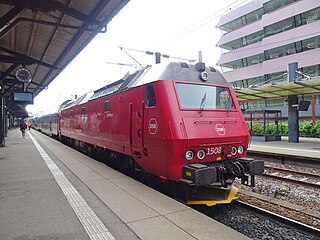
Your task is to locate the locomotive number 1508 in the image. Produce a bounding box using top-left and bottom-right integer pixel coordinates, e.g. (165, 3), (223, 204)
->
(207, 147), (222, 155)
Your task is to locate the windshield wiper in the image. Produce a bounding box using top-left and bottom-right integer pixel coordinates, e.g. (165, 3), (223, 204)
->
(226, 94), (234, 115)
(226, 94), (232, 109)
(199, 92), (207, 113)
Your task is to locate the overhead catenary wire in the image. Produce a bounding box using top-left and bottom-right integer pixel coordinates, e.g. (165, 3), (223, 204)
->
(109, 0), (251, 68)
(153, 0), (251, 51)
(118, 46), (196, 63)
(113, 0), (255, 67)
(118, 46), (144, 67)
(105, 61), (139, 68)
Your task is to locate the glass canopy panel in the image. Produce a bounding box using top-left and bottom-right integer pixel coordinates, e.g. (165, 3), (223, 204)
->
(235, 76), (320, 101)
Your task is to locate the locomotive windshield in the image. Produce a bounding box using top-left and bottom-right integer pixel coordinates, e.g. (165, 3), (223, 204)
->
(176, 83), (235, 110)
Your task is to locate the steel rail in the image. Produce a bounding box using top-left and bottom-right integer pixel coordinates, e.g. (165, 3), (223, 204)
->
(247, 150), (320, 169)
(265, 165), (320, 178)
(235, 200), (320, 238)
(262, 172), (320, 188)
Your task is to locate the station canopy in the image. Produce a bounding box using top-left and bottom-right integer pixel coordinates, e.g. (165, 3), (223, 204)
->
(235, 75), (320, 102)
(0, 0), (129, 118)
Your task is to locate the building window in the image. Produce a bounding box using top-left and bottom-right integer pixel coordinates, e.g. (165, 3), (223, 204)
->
(233, 76), (265, 89)
(220, 8), (264, 33)
(247, 53), (265, 66)
(221, 59), (244, 72)
(302, 37), (318, 51)
(301, 64), (320, 78)
(246, 8), (264, 25)
(295, 41), (303, 53)
(242, 58), (248, 67)
(265, 71), (287, 84)
(294, 15), (302, 27)
(301, 7), (320, 25)
(284, 43), (296, 55)
(246, 30), (264, 45)
(220, 17), (242, 32)
(104, 101), (110, 112)
(146, 84), (156, 107)
(266, 46), (281, 60)
(264, 36), (319, 61)
(247, 76), (265, 87)
(265, 43), (295, 60)
(241, 15), (247, 26)
(231, 82), (240, 89)
(220, 38), (242, 50)
(241, 36), (248, 47)
(264, 0), (296, 14)
(264, 8), (320, 39)
(264, 17), (295, 37)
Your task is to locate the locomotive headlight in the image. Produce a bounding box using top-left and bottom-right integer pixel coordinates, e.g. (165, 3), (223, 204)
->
(197, 150), (206, 160)
(238, 145), (244, 154)
(200, 71), (209, 81)
(231, 146), (237, 156)
(185, 150), (194, 160)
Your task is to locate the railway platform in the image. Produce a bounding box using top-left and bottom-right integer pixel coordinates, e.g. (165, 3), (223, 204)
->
(248, 136), (320, 165)
(0, 129), (248, 240)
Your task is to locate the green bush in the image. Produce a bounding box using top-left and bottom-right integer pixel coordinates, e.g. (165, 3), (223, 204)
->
(299, 122), (313, 137)
(313, 121), (320, 138)
(248, 121), (320, 137)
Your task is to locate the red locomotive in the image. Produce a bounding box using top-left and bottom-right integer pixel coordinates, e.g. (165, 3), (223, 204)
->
(35, 62), (264, 206)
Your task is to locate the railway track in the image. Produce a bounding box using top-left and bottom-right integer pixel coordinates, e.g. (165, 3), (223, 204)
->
(247, 150), (320, 169)
(263, 165), (320, 189)
(235, 200), (320, 238)
(194, 198), (320, 239)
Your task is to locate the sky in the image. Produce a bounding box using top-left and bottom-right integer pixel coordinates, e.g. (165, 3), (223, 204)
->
(26, 0), (249, 116)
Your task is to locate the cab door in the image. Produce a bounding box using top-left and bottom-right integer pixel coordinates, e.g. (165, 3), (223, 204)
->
(130, 87), (145, 159)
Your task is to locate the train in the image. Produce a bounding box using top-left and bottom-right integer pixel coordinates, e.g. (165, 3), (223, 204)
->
(32, 61), (264, 206)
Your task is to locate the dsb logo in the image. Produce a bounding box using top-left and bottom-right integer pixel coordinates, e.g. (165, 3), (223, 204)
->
(148, 118), (158, 134)
(215, 124), (225, 135)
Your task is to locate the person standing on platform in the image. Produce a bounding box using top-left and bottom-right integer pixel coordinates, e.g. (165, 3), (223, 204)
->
(20, 121), (27, 138)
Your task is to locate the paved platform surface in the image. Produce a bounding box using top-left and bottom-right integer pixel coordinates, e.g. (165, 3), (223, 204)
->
(0, 129), (248, 240)
(249, 136), (320, 159)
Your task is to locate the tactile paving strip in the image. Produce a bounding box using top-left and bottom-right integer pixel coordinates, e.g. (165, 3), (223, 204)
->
(28, 132), (115, 240)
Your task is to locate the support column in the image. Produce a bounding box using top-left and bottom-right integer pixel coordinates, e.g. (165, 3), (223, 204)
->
(312, 95), (315, 124)
(5, 113), (8, 137)
(0, 87), (4, 147)
(288, 95), (299, 143)
(287, 62), (299, 143)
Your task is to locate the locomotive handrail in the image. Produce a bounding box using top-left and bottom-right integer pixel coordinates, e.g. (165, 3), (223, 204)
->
(198, 141), (242, 147)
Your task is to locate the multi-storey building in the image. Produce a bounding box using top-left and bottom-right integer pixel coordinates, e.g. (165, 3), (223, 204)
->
(217, 0), (320, 111)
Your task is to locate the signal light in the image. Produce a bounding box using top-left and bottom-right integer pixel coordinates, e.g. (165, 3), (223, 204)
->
(238, 146), (244, 154)
(197, 150), (206, 160)
(185, 150), (194, 161)
(231, 147), (237, 156)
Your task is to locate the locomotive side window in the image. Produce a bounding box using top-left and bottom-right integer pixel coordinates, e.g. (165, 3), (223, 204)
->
(70, 110), (73, 117)
(63, 111), (66, 117)
(104, 101), (110, 112)
(146, 84), (156, 107)
(82, 107), (86, 116)
(176, 83), (235, 109)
